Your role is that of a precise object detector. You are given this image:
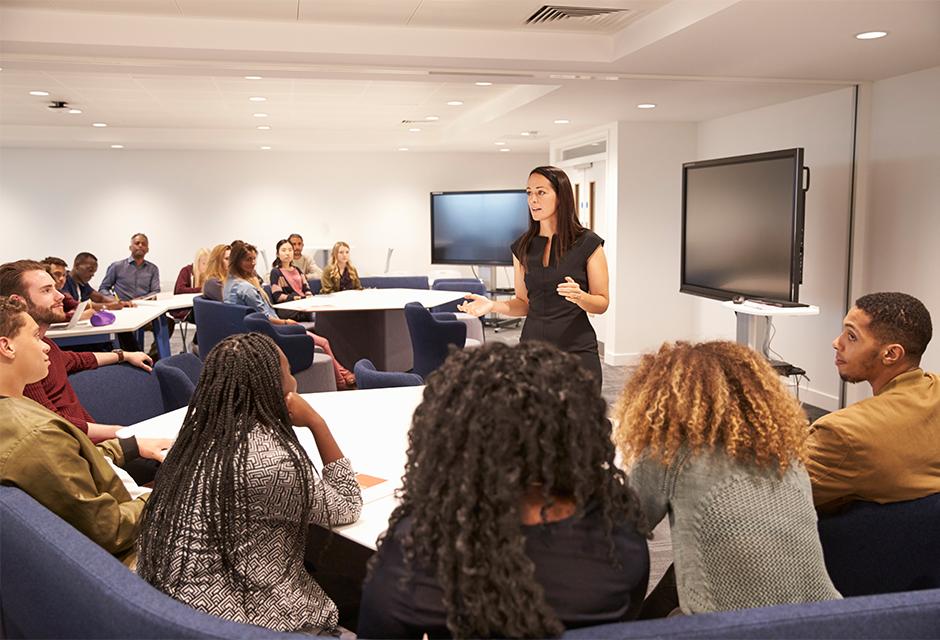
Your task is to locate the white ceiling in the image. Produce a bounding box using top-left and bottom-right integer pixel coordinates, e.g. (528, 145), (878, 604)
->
(0, 0), (937, 152)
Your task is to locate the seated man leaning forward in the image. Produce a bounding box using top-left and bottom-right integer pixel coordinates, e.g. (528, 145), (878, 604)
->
(0, 260), (153, 442)
(0, 296), (170, 567)
(807, 292), (940, 513)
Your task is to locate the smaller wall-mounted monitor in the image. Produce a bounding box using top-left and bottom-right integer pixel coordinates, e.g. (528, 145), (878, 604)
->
(430, 190), (530, 266)
(680, 148), (809, 304)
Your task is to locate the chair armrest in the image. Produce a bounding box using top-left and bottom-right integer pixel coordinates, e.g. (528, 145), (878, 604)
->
(274, 323), (307, 336)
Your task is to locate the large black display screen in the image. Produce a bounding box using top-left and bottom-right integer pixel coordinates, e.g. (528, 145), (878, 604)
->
(431, 190), (530, 266)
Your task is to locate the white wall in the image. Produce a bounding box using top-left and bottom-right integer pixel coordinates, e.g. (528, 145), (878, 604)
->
(694, 87), (857, 411)
(0, 149), (546, 290)
(865, 65), (940, 374)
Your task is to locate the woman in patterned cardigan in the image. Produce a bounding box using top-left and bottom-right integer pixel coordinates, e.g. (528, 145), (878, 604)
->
(137, 333), (362, 633)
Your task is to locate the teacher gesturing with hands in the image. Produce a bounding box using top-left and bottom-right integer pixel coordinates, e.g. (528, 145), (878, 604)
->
(459, 166), (609, 386)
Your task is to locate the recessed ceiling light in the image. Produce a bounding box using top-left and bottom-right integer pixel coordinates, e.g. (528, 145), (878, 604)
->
(520, 131), (531, 136)
(554, 119), (570, 124)
(249, 96), (267, 102)
(260, 146), (271, 150)
(253, 113), (268, 118)
(68, 108), (82, 114)
(110, 144), (124, 149)
(244, 75), (263, 80)
(637, 103), (657, 109)
(92, 122), (107, 127)
(425, 115), (439, 121)
(475, 82), (492, 86)
(29, 90), (50, 96)
(409, 127), (421, 132)
(446, 101), (464, 106)
(855, 31), (888, 40)
(398, 147), (409, 151)
(494, 141), (506, 146)
(499, 148), (511, 152)
(257, 125), (271, 130)
(604, 76), (619, 81)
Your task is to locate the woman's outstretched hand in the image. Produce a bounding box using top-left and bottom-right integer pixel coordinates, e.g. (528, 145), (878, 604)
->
(457, 293), (495, 317)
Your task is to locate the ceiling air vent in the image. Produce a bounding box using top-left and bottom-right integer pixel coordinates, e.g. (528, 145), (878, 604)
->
(525, 5), (631, 30)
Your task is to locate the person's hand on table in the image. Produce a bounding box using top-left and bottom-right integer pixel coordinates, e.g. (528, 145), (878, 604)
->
(125, 351), (154, 372)
(137, 438), (174, 463)
(79, 307), (96, 321)
(457, 293), (494, 317)
(557, 276), (585, 304)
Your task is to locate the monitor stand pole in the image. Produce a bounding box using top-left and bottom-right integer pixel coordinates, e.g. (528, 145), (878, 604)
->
(736, 313), (772, 357)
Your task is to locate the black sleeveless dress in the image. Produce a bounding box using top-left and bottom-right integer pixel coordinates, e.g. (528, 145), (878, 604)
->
(511, 230), (604, 386)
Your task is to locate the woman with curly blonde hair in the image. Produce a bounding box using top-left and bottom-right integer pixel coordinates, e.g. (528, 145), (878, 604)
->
(614, 340), (839, 616)
(320, 241), (362, 294)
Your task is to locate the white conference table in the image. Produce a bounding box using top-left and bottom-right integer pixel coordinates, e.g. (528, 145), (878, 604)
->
(120, 385), (424, 550)
(47, 293), (198, 358)
(275, 288), (467, 372)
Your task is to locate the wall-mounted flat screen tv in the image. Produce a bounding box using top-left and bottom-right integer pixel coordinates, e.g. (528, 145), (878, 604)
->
(680, 148), (809, 304)
(430, 190), (530, 266)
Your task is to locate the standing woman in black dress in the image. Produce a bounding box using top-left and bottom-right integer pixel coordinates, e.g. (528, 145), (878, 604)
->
(459, 165), (609, 385)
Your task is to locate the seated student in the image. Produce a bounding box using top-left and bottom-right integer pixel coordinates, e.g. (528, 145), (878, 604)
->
(320, 241), (362, 294)
(0, 295), (170, 567)
(201, 243), (230, 301)
(137, 332), (362, 633)
(359, 342), (650, 638)
(100, 233), (161, 301)
(63, 252), (126, 310)
(270, 238), (314, 303)
(807, 292), (939, 513)
(0, 260), (153, 442)
(42, 256), (91, 321)
(613, 341), (840, 615)
(173, 247), (210, 295)
(289, 232), (323, 279)
(223, 240), (355, 389)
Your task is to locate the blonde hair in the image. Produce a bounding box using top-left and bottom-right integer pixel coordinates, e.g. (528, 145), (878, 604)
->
(613, 340), (807, 472)
(204, 244), (230, 284)
(191, 247), (210, 289)
(324, 241), (360, 286)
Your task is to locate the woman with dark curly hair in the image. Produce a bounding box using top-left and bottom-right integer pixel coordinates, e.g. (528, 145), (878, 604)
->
(358, 341), (649, 639)
(614, 340), (840, 616)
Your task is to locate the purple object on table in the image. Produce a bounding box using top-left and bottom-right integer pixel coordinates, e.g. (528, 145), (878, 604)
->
(89, 310), (116, 326)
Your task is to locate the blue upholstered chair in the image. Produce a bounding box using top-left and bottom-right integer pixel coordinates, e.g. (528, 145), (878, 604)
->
(818, 493), (940, 596)
(430, 278), (487, 312)
(0, 485), (305, 639)
(354, 358), (423, 390)
(192, 296), (253, 360)
(68, 363), (166, 425)
(360, 275), (429, 290)
(243, 313), (337, 393)
(153, 353), (203, 411)
(307, 278), (322, 295)
(403, 302), (467, 379)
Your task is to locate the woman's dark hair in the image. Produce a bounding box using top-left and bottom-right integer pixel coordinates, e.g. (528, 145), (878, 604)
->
(137, 333), (315, 591)
(371, 341), (647, 638)
(228, 240), (257, 279)
(515, 166), (586, 269)
(273, 238), (293, 269)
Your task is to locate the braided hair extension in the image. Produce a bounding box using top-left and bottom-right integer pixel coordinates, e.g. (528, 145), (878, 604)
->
(137, 333), (314, 594)
(371, 341), (648, 639)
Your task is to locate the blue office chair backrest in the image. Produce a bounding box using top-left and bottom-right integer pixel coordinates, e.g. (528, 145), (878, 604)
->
(307, 278), (322, 295)
(192, 296), (253, 360)
(360, 275), (429, 290)
(243, 312), (314, 374)
(403, 302), (466, 379)
(0, 485), (305, 639)
(354, 359), (423, 390)
(153, 353), (203, 411)
(69, 364), (166, 425)
(818, 493), (940, 596)
(431, 278), (487, 313)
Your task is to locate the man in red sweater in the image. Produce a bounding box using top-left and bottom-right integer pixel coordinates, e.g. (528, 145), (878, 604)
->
(0, 260), (154, 442)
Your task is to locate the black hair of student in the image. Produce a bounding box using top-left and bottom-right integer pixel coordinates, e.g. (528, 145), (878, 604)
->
(41, 256), (68, 268)
(515, 166), (585, 270)
(288, 233), (303, 243)
(273, 238), (292, 269)
(137, 333), (318, 591)
(228, 240), (257, 279)
(370, 341), (648, 639)
(73, 252), (97, 265)
(856, 292), (933, 360)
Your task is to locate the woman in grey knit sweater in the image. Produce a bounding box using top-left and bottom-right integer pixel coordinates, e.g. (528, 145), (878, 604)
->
(613, 340), (840, 615)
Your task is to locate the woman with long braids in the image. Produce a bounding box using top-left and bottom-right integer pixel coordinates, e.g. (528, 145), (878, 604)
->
(459, 166), (609, 387)
(358, 341), (649, 639)
(613, 341), (839, 616)
(137, 333), (362, 633)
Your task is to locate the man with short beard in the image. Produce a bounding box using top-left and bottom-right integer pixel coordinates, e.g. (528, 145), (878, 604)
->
(0, 260), (153, 442)
(806, 292), (940, 513)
